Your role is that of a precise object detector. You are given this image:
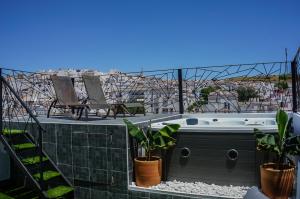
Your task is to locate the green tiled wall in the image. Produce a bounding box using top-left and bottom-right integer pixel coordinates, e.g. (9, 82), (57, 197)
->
(20, 119), (220, 199)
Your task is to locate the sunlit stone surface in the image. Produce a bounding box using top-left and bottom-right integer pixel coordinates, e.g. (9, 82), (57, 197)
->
(134, 180), (250, 198)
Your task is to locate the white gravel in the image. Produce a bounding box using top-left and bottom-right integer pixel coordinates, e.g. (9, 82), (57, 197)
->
(133, 180), (250, 198)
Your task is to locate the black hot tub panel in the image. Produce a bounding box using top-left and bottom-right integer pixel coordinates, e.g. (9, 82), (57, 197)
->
(166, 132), (258, 186)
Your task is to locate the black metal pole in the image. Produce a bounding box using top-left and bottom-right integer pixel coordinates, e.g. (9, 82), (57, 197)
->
(38, 126), (44, 191)
(70, 77), (76, 115)
(0, 68), (2, 135)
(291, 60), (297, 112)
(71, 77), (75, 87)
(177, 69), (184, 114)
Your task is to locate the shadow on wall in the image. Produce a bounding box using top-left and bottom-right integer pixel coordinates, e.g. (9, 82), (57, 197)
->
(0, 143), (10, 181)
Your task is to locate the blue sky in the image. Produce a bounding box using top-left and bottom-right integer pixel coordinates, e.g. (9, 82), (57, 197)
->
(0, 0), (299, 73)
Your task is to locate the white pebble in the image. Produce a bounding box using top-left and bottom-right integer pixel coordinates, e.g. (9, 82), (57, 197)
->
(148, 180), (250, 198)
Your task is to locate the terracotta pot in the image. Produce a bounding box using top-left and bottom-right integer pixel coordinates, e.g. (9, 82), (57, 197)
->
(260, 163), (295, 199)
(152, 156), (162, 177)
(134, 157), (161, 187)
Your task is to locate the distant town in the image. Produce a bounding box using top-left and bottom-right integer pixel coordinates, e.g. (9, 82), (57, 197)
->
(8, 68), (293, 115)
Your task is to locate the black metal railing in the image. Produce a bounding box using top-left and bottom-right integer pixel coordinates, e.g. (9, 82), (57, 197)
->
(0, 68), (45, 191)
(100, 69), (180, 114)
(1, 68), (55, 116)
(67, 69), (180, 115)
(181, 61), (292, 113)
(71, 62), (292, 114)
(0, 54), (299, 116)
(292, 47), (300, 112)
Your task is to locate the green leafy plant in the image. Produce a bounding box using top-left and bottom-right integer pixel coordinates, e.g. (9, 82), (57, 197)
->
(254, 109), (300, 167)
(124, 119), (180, 161)
(236, 86), (258, 102)
(200, 86), (216, 103)
(274, 81), (289, 90)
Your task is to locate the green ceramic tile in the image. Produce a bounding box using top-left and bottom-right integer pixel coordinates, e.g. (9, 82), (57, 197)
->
(88, 147), (107, 170)
(90, 169), (107, 184)
(72, 146), (89, 167)
(57, 144), (72, 165)
(88, 133), (107, 148)
(56, 124), (72, 145)
(72, 132), (88, 146)
(74, 186), (91, 199)
(73, 166), (90, 181)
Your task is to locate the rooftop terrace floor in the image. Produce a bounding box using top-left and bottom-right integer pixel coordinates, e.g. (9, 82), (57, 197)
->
(35, 113), (181, 125)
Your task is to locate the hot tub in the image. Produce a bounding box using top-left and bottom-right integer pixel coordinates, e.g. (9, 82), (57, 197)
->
(152, 113), (277, 133)
(151, 113), (277, 186)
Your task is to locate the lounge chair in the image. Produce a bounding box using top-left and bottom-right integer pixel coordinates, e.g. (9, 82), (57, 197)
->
(82, 75), (145, 118)
(47, 75), (89, 119)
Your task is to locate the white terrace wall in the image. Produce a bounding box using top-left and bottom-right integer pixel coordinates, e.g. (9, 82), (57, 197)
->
(293, 112), (300, 199)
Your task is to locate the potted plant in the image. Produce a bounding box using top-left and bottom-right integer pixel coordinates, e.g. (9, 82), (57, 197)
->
(254, 109), (300, 199)
(124, 119), (180, 187)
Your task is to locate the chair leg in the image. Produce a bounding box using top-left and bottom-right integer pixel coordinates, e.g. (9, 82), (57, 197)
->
(76, 107), (88, 120)
(122, 106), (126, 117)
(119, 105), (126, 117)
(77, 99), (88, 120)
(102, 108), (110, 119)
(113, 106), (118, 119)
(130, 107), (135, 116)
(121, 104), (132, 116)
(71, 107), (75, 115)
(85, 107), (89, 120)
(47, 100), (57, 118)
(74, 108), (81, 120)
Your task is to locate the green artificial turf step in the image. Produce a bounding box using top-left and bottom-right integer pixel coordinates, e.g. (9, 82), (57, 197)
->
(5, 186), (26, 194)
(13, 143), (36, 150)
(46, 186), (73, 199)
(13, 190), (35, 198)
(2, 129), (25, 136)
(33, 170), (61, 181)
(0, 192), (14, 199)
(21, 156), (48, 165)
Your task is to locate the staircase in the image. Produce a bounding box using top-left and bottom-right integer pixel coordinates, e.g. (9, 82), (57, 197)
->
(0, 186), (39, 199)
(0, 75), (74, 198)
(0, 128), (74, 199)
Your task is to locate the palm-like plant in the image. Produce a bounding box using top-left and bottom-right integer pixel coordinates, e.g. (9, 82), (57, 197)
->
(124, 119), (180, 161)
(254, 109), (300, 167)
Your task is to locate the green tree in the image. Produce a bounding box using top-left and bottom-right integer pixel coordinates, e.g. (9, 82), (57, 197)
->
(188, 86), (217, 112)
(237, 86), (258, 102)
(275, 81), (288, 90)
(200, 86), (216, 103)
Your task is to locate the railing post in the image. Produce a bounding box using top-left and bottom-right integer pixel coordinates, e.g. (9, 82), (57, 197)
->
(177, 68), (184, 114)
(38, 126), (44, 191)
(0, 68), (2, 135)
(71, 77), (75, 87)
(71, 77), (75, 115)
(291, 60), (298, 112)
